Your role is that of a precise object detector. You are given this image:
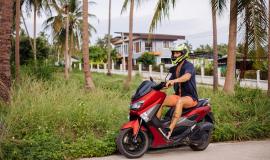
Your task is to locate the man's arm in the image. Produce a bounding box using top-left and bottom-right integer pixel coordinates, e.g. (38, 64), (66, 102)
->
(166, 73), (191, 87)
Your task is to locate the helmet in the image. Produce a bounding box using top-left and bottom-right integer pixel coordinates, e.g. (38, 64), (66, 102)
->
(170, 43), (190, 65)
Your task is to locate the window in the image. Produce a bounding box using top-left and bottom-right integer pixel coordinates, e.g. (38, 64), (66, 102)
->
(124, 44), (128, 55)
(134, 41), (141, 53)
(145, 41), (152, 52)
(163, 41), (170, 48)
(161, 58), (171, 64)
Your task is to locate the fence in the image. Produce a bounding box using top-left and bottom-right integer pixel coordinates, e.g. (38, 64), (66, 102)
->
(75, 63), (268, 90)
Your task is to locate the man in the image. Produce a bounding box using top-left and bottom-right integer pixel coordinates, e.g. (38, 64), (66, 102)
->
(156, 43), (198, 139)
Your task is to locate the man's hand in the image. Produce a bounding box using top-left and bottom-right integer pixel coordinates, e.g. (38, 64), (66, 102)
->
(166, 80), (176, 88)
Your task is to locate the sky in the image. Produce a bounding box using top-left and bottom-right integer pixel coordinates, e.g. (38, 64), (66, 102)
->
(22, 0), (232, 49)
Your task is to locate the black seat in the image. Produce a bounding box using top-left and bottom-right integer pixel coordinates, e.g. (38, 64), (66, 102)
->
(163, 99), (210, 121)
(182, 98), (209, 115)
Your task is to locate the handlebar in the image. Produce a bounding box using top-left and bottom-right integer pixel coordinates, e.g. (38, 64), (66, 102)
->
(152, 82), (166, 90)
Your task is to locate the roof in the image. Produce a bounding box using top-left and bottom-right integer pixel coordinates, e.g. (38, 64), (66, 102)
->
(112, 32), (185, 45)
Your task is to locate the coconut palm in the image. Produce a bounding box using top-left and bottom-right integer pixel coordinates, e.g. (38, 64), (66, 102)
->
(107, 0), (112, 76)
(211, 0), (227, 91)
(15, 0), (21, 83)
(222, 0), (238, 94)
(239, 0), (268, 78)
(44, 0), (96, 79)
(23, 0), (50, 65)
(121, 0), (138, 88)
(0, 1), (13, 102)
(267, 0), (270, 97)
(82, 0), (95, 90)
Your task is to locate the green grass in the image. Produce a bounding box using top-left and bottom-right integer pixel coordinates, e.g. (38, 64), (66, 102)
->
(0, 71), (270, 159)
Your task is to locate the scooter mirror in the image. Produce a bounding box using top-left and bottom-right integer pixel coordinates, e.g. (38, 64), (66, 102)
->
(150, 76), (154, 82)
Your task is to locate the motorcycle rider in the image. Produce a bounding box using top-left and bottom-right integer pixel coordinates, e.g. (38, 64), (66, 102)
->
(156, 43), (198, 139)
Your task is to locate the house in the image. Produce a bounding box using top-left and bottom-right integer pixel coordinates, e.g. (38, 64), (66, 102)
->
(111, 32), (185, 67)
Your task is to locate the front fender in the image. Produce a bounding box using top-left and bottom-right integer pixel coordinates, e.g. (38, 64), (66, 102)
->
(121, 120), (147, 135)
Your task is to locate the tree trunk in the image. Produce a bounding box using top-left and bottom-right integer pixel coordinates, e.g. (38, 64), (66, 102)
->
(0, 1), (13, 103)
(15, 0), (21, 83)
(33, 4), (37, 65)
(212, 4), (218, 91)
(82, 0), (95, 90)
(267, 0), (270, 97)
(64, 5), (69, 79)
(125, 0), (134, 88)
(223, 0), (237, 94)
(240, 8), (249, 79)
(107, 0), (112, 76)
(69, 32), (74, 71)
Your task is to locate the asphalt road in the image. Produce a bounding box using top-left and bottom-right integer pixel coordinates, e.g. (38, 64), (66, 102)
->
(83, 140), (270, 160)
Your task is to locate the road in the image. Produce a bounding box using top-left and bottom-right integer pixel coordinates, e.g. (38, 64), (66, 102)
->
(82, 140), (270, 160)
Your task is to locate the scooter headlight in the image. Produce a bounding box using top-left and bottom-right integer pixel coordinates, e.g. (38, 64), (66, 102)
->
(129, 101), (144, 110)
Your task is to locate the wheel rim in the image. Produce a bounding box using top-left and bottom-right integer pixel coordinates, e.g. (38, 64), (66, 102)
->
(122, 130), (146, 155)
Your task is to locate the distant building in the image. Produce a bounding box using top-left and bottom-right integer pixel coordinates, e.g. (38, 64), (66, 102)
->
(111, 32), (185, 67)
(189, 51), (223, 67)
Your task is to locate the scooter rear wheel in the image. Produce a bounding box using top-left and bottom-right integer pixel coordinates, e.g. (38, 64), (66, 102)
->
(116, 128), (149, 158)
(189, 130), (212, 151)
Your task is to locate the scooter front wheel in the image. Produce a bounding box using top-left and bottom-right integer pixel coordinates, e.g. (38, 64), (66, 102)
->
(116, 128), (149, 158)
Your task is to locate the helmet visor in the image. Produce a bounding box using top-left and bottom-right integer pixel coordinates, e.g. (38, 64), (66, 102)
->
(171, 51), (184, 57)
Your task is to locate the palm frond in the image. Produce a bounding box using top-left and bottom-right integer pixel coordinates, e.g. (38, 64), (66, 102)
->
(210, 0), (227, 15)
(149, 0), (176, 32)
(121, 0), (129, 14)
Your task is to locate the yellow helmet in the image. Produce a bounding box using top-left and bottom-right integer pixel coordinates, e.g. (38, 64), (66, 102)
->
(170, 44), (190, 65)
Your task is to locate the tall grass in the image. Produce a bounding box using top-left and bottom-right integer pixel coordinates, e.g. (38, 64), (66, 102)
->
(0, 72), (269, 159)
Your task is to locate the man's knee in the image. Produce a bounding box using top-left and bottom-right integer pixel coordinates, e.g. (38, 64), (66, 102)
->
(176, 99), (184, 106)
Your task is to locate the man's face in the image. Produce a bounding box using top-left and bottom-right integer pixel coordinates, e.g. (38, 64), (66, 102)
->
(172, 51), (182, 58)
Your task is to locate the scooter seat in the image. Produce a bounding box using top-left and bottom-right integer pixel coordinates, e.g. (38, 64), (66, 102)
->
(182, 98), (209, 115)
(161, 99), (210, 125)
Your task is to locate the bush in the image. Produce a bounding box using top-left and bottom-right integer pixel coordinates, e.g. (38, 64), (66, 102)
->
(22, 61), (56, 81)
(198, 86), (270, 141)
(137, 52), (155, 67)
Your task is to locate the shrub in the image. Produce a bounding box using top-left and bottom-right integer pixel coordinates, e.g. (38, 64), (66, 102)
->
(22, 61), (56, 81)
(137, 52), (155, 67)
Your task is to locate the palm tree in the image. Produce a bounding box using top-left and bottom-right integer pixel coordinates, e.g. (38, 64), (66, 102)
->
(267, 0), (270, 97)
(82, 0), (95, 90)
(239, 0), (268, 79)
(23, 0), (47, 65)
(211, 0), (227, 91)
(64, 3), (69, 79)
(107, 0), (112, 76)
(121, 0), (136, 88)
(44, 0), (96, 79)
(0, 1), (13, 102)
(15, 0), (21, 83)
(223, 0), (237, 94)
(212, 3), (219, 91)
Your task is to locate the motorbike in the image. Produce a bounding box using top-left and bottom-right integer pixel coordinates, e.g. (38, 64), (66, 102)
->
(116, 73), (214, 158)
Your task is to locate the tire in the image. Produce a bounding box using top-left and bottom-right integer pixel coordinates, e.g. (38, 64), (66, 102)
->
(116, 128), (149, 159)
(189, 130), (212, 151)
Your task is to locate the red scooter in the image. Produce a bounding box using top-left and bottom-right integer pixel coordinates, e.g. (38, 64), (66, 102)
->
(116, 75), (214, 158)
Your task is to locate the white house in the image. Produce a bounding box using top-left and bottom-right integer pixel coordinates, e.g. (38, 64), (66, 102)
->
(111, 32), (185, 68)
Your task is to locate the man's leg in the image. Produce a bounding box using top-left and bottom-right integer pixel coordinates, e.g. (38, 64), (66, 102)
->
(168, 96), (197, 136)
(156, 95), (180, 119)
